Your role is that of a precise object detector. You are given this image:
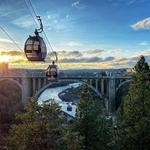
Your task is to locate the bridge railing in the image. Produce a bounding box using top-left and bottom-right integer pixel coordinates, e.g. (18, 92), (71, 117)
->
(0, 75), (132, 79)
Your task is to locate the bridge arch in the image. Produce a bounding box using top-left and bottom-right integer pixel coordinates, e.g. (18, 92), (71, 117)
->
(0, 78), (22, 97)
(34, 79), (103, 100)
(115, 80), (131, 110)
(0, 79), (23, 101)
(0, 78), (22, 86)
(0, 79), (22, 136)
(0, 75), (132, 114)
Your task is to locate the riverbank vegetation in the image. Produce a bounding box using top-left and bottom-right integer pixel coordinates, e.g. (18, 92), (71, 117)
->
(1, 56), (150, 150)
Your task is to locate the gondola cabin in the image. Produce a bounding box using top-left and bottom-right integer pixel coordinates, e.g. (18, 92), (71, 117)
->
(46, 61), (59, 81)
(67, 103), (72, 111)
(24, 35), (47, 61)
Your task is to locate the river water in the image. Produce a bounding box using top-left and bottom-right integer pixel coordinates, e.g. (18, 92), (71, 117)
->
(38, 83), (81, 117)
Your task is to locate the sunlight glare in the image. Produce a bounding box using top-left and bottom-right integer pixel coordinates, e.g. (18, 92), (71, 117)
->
(0, 55), (11, 63)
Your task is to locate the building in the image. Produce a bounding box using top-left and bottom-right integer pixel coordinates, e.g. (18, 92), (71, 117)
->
(0, 63), (8, 74)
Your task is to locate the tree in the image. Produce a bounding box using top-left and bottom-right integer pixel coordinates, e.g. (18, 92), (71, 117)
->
(0, 79), (22, 148)
(3, 89), (116, 149)
(58, 127), (85, 150)
(75, 89), (112, 150)
(117, 56), (150, 150)
(4, 98), (65, 150)
(0, 79), (22, 135)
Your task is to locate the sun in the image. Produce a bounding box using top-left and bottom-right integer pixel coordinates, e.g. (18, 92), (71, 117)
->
(0, 55), (11, 63)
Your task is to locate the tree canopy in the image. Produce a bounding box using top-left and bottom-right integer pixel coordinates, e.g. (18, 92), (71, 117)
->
(117, 56), (150, 150)
(75, 89), (112, 150)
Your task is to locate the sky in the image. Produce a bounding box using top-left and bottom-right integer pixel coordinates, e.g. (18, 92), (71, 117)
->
(0, 0), (150, 69)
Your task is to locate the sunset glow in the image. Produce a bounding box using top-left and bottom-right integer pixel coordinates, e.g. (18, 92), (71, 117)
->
(0, 0), (150, 69)
(0, 55), (11, 63)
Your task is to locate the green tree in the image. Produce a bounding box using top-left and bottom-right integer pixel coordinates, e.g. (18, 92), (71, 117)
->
(75, 89), (112, 150)
(4, 98), (65, 150)
(117, 56), (150, 150)
(59, 127), (85, 150)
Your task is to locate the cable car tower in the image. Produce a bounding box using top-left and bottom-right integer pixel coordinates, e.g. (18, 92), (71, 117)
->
(24, 16), (47, 61)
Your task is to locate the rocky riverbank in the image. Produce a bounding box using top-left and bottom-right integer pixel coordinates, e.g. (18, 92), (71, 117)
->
(46, 80), (76, 88)
(58, 84), (84, 104)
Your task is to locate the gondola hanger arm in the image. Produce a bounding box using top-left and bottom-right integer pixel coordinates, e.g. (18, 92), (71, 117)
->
(34, 16), (43, 36)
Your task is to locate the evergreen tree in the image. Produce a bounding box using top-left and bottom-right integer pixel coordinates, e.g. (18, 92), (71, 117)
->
(59, 127), (85, 150)
(4, 98), (65, 150)
(75, 89), (112, 150)
(117, 56), (150, 150)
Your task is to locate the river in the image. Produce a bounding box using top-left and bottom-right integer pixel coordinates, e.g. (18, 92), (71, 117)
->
(38, 83), (81, 117)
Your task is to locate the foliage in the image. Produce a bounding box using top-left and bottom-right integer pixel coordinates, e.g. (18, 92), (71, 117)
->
(117, 56), (150, 150)
(75, 89), (112, 150)
(0, 87), (114, 150)
(58, 126), (85, 150)
(4, 98), (65, 150)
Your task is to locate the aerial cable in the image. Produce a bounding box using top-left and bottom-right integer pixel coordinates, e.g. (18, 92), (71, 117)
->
(24, 0), (58, 62)
(29, 1), (55, 50)
(43, 31), (54, 52)
(0, 25), (30, 68)
(28, 0), (38, 18)
(26, 0), (54, 51)
(24, 0), (48, 61)
(0, 26), (23, 52)
(24, 0), (39, 28)
(24, 0), (63, 73)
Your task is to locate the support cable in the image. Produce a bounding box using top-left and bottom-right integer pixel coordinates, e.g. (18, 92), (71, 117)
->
(0, 26), (23, 52)
(24, 0), (61, 66)
(27, 0), (54, 53)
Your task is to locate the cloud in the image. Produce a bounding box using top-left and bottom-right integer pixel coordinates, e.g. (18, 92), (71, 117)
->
(58, 50), (83, 58)
(84, 49), (104, 55)
(0, 38), (13, 44)
(0, 7), (12, 17)
(84, 57), (103, 62)
(108, 0), (144, 7)
(0, 50), (27, 63)
(72, 1), (87, 9)
(56, 48), (150, 67)
(67, 51), (82, 57)
(60, 57), (100, 63)
(45, 13), (74, 32)
(131, 18), (150, 30)
(104, 56), (115, 61)
(0, 1), (24, 18)
(60, 55), (115, 63)
(0, 48), (149, 68)
(66, 15), (71, 20)
(139, 41), (149, 46)
(112, 49), (150, 67)
(47, 14), (59, 25)
(60, 58), (80, 63)
(12, 15), (35, 28)
(0, 37), (21, 51)
(56, 49), (116, 63)
(112, 57), (137, 67)
(66, 41), (83, 47)
(134, 49), (150, 56)
(126, 0), (137, 5)
(72, 1), (80, 7)
(0, 51), (23, 56)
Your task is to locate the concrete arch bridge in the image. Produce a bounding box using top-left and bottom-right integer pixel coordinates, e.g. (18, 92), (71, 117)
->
(0, 75), (131, 113)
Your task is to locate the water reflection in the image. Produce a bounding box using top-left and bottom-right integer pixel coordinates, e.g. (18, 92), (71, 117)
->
(38, 83), (81, 117)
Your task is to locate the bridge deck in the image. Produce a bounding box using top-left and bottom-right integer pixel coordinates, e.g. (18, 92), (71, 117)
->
(0, 76), (132, 79)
